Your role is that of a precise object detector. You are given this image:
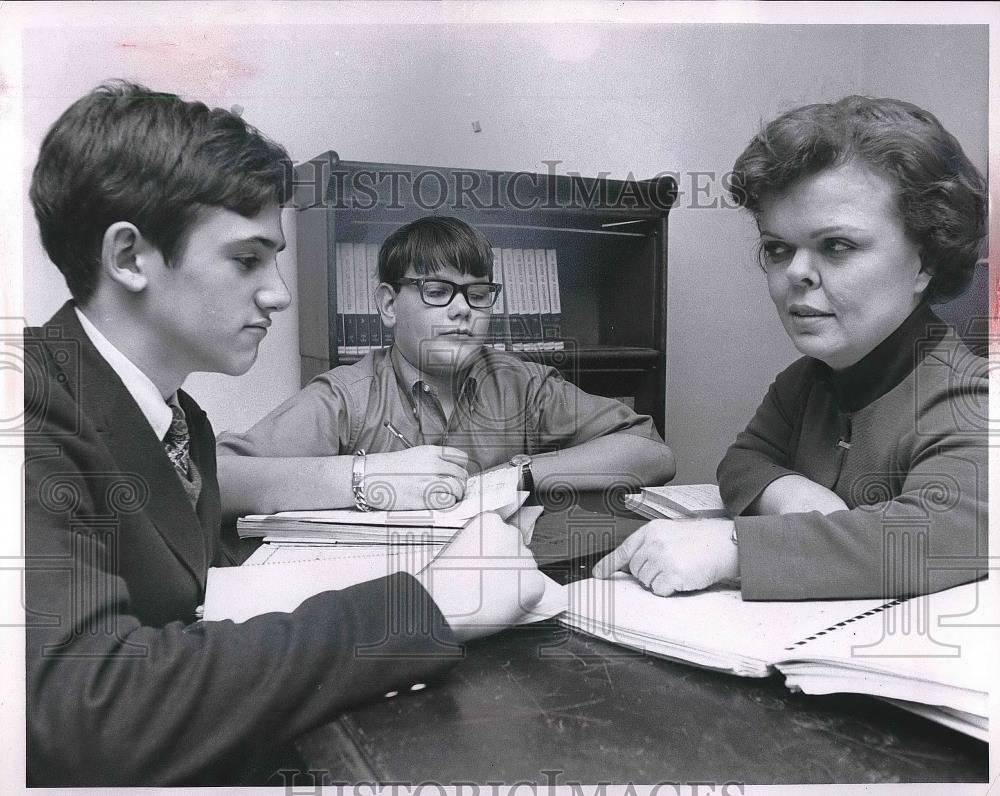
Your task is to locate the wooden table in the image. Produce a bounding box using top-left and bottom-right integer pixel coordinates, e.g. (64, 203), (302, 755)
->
(295, 500), (988, 785)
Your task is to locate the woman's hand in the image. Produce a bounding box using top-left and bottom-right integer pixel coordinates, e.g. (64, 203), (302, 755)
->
(748, 474), (848, 516)
(591, 519), (739, 597)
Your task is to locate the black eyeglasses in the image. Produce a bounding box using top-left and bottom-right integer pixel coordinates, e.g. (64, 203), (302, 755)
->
(394, 277), (503, 308)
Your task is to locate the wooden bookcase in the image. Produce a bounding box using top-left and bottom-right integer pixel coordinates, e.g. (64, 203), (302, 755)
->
(292, 154), (676, 435)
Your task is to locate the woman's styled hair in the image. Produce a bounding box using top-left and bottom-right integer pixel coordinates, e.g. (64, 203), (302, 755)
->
(728, 96), (987, 302)
(378, 216), (495, 285)
(30, 80), (292, 304)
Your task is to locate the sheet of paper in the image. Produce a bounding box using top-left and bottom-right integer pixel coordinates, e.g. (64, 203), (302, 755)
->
(205, 530), (566, 626)
(204, 547), (436, 621)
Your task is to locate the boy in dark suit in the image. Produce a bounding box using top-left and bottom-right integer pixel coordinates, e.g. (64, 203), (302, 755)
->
(23, 81), (543, 786)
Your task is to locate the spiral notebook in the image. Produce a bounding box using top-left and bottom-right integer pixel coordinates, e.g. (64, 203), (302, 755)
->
(560, 575), (989, 738)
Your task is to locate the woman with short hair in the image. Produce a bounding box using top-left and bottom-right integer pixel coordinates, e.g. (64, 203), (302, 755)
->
(596, 96), (988, 600)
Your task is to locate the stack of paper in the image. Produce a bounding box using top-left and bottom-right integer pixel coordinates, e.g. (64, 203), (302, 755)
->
(879, 697), (988, 743)
(238, 467), (526, 544)
(561, 573), (885, 677)
(774, 580), (991, 741)
(625, 483), (727, 521)
(560, 574), (989, 740)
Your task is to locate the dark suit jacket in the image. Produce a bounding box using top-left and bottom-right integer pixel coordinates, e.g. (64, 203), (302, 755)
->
(24, 303), (460, 786)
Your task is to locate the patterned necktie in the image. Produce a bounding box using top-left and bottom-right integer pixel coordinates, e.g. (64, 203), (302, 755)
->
(163, 401), (191, 480)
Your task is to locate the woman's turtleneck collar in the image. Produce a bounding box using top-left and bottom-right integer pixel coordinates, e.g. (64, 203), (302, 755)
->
(821, 302), (947, 413)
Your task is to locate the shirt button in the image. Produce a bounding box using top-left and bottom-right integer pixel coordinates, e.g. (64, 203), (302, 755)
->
(410, 683), (426, 692)
(423, 385), (430, 393)
(384, 690), (399, 699)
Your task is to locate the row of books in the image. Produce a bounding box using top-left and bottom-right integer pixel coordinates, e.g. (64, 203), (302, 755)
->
(334, 242), (393, 356)
(332, 243), (565, 356)
(491, 247), (565, 352)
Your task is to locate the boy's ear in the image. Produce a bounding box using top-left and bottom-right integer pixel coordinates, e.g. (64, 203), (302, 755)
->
(374, 282), (398, 328)
(100, 222), (157, 293)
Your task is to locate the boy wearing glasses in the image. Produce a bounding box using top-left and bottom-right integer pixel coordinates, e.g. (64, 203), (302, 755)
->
(218, 216), (674, 514)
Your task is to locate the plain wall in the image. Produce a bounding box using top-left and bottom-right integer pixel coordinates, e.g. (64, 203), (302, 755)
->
(21, 22), (988, 483)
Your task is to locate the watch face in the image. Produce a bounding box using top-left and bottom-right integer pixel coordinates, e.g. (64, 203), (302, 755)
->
(510, 454), (531, 468)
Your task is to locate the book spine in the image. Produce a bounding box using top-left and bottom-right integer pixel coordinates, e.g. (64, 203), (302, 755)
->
(340, 242), (357, 355)
(334, 243), (346, 356)
(352, 242), (370, 352)
(504, 248), (526, 351)
(545, 249), (564, 350)
(490, 247), (506, 350)
(534, 247), (553, 350)
(522, 249), (542, 351)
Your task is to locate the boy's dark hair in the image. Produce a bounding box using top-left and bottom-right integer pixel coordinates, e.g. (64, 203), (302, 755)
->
(30, 80), (292, 304)
(378, 216), (494, 285)
(728, 96), (987, 302)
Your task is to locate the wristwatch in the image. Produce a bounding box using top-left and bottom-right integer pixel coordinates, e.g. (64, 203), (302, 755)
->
(509, 453), (534, 493)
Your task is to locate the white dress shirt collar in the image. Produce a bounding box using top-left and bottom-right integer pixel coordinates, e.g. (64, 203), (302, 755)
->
(74, 306), (176, 440)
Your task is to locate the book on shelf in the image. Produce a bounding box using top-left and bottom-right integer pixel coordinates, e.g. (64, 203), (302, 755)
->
(543, 248), (564, 350)
(493, 247), (565, 353)
(533, 248), (554, 351)
(489, 247), (507, 350)
(506, 248), (528, 351)
(522, 249), (543, 349)
(352, 242), (370, 352)
(237, 466), (526, 544)
(339, 242), (357, 355)
(560, 575), (989, 741)
(626, 483), (728, 520)
(334, 243), (347, 356)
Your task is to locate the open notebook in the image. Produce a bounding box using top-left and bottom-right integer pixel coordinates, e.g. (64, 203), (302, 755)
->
(237, 466), (525, 543)
(560, 574), (989, 740)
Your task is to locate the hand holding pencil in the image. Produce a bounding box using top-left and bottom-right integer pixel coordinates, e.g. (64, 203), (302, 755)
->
(363, 430), (470, 510)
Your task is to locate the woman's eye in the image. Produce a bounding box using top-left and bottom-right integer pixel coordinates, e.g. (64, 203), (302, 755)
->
(762, 241), (792, 262)
(823, 239), (854, 255)
(235, 256), (260, 270)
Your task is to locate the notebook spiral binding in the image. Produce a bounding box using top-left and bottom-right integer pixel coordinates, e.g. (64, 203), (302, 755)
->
(783, 598), (905, 652)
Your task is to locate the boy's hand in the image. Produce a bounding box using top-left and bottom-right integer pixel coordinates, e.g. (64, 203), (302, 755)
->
(592, 519), (739, 597)
(363, 445), (470, 510)
(418, 512), (545, 642)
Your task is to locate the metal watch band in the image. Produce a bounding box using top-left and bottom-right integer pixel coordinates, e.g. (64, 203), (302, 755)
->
(352, 449), (372, 512)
